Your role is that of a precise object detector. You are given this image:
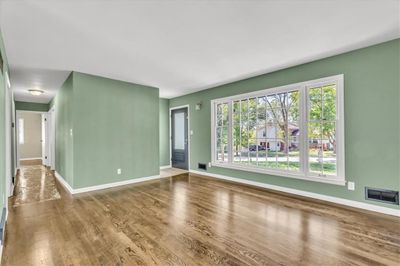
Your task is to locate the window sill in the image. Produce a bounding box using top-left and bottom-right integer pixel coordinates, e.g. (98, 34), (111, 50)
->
(211, 162), (346, 186)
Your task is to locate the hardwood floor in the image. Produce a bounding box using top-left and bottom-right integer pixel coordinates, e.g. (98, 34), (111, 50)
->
(12, 165), (61, 207)
(2, 166), (399, 265)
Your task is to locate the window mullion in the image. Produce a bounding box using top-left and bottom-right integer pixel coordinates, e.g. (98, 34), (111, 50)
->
(228, 102), (233, 163)
(300, 86), (308, 175)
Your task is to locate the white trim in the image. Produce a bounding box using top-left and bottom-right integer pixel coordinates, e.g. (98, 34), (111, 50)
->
(160, 165), (171, 170)
(19, 157), (42, 161)
(55, 171), (164, 194)
(211, 162), (345, 186)
(190, 170), (400, 217)
(169, 105), (190, 170)
(210, 74), (345, 184)
(54, 171), (74, 194)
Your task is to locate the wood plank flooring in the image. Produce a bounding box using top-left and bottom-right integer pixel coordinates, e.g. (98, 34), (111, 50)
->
(2, 166), (399, 265)
(12, 164), (61, 207)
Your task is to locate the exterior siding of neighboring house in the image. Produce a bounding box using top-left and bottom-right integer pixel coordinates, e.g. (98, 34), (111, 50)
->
(256, 122), (299, 152)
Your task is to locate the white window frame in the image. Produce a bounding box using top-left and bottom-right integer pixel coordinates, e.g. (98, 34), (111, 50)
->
(211, 74), (345, 186)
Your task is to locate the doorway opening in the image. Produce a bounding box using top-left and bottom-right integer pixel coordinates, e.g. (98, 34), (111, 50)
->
(170, 106), (190, 170)
(16, 111), (52, 168)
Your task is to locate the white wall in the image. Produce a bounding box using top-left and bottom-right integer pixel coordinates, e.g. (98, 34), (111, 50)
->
(18, 112), (42, 159)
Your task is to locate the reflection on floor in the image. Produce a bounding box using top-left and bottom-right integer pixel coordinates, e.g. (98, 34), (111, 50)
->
(3, 165), (399, 265)
(19, 159), (42, 166)
(160, 167), (188, 178)
(12, 163), (61, 207)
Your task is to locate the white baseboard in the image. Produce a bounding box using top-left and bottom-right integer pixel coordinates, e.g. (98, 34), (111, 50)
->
(55, 171), (163, 194)
(160, 165), (171, 170)
(54, 171), (74, 194)
(20, 157), (42, 161)
(190, 170), (400, 217)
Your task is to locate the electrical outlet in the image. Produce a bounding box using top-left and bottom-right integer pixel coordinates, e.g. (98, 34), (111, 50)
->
(347, 181), (355, 191)
(208, 162), (211, 168)
(117, 168), (122, 175)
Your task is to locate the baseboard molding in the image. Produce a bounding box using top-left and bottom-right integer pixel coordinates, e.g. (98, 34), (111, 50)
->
(160, 165), (171, 170)
(54, 171), (74, 194)
(54, 171), (163, 194)
(20, 157), (42, 161)
(190, 170), (400, 217)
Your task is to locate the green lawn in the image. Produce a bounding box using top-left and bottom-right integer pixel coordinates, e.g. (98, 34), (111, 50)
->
(235, 160), (336, 175)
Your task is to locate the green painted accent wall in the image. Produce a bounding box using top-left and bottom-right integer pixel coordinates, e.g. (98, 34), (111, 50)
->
(159, 98), (170, 167)
(170, 39), (400, 209)
(53, 73), (74, 185)
(54, 72), (159, 189)
(15, 101), (49, 112)
(0, 28), (10, 210)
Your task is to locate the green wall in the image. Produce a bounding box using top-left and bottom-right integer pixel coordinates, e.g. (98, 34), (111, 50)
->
(159, 98), (170, 167)
(0, 28), (10, 210)
(170, 39), (400, 209)
(15, 101), (49, 112)
(53, 73), (74, 185)
(54, 72), (159, 189)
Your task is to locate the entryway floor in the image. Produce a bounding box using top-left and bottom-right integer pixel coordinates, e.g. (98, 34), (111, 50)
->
(160, 167), (188, 178)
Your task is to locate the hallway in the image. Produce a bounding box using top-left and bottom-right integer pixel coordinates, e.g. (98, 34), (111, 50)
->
(12, 162), (61, 207)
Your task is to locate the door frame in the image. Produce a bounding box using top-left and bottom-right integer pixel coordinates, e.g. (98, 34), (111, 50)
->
(48, 106), (56, 170)
(15, 110), (50, 168)
(169, 105), (190, 170)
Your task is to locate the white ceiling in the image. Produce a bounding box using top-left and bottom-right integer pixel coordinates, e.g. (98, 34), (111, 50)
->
(0, 0), (399, 103)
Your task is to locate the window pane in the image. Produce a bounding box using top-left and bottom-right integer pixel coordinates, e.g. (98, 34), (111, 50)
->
(222, 103), (229, 126)
(249, 97), (257, 125)
(240, 145), (248, 164)
(308, 122), (322, 174)
(266, 94), (279, 108)
(322, 84), (336, 121)
(173, 112), (185, 149)
(288, 90), (300, 123)
(322, 122), (336, 175)
(233, 101), (241, 163)
(249, 139), (257, 165)
(276, 124), (285, 139)
(309, 87), (322, 121)
(240, 99), (249, 163)
(257, 97), (266, 124)
(222, 126), (228, 162)
(309, 141), (323, 174)
(288, 139), (300, 171)
(266, 109), (276, 123)
(257, 138), (267, 167)
(217, 138), (223, 161)
(216, 104), (223, 126)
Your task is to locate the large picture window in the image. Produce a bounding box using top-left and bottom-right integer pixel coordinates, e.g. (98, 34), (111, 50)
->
(211, 75), (345, 185)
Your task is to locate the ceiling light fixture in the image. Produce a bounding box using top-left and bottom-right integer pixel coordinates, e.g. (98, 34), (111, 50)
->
(28, 89), (44, 96)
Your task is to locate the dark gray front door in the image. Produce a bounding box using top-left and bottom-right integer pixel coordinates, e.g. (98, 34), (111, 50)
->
(171, 108), (188, 170)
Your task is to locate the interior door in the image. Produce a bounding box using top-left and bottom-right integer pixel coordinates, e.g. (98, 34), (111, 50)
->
(171, 108), (188, 170)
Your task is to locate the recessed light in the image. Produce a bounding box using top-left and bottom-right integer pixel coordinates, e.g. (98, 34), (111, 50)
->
(28, 89), (44, 96)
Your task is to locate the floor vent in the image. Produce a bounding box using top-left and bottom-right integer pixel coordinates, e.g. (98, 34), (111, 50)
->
(198, 163), (207, 170)
(365, 187), (399, 205)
